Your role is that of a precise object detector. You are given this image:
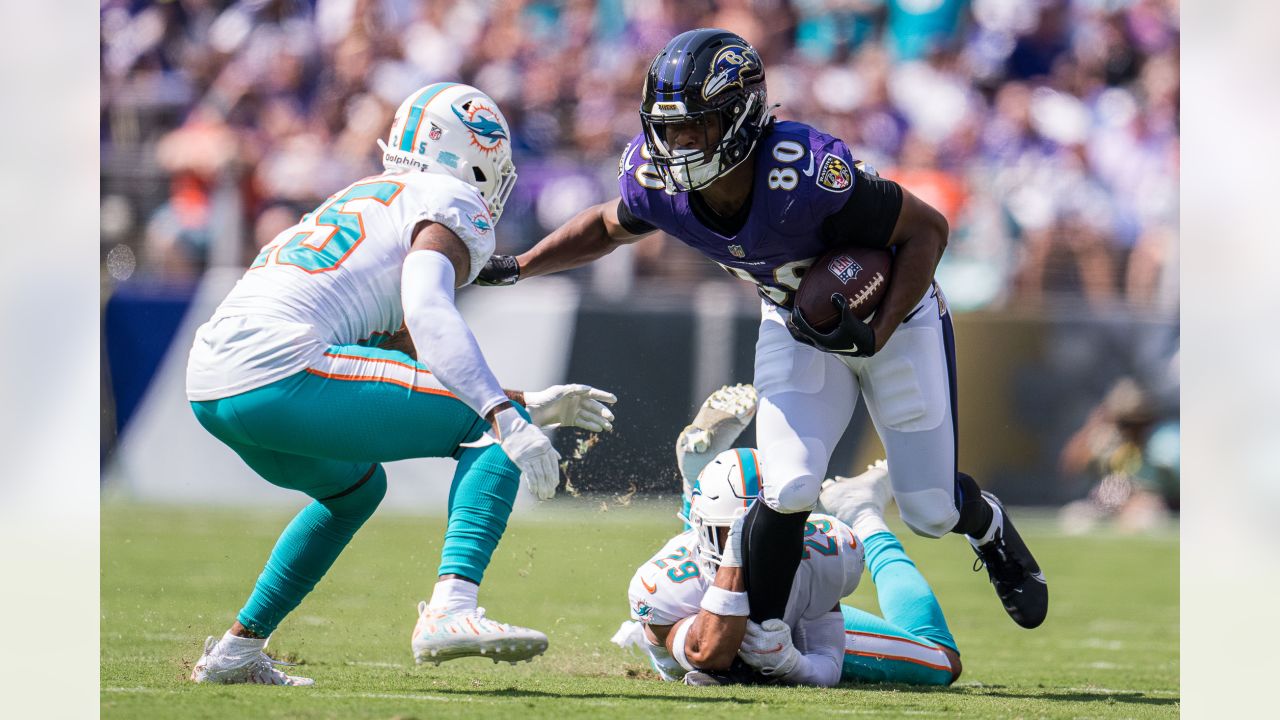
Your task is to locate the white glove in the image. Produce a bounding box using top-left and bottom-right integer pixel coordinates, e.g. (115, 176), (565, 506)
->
(719, 513), (746, 569)
(524, 384), (617, 432)
(494, 407), (561, 500)
(738, 619), (801, 677)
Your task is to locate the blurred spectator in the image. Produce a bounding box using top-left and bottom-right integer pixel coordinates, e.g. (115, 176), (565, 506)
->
(1058, 374), (1180, 534)
(100, 0), (1178, 314)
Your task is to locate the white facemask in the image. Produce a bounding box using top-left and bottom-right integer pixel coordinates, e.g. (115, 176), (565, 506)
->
(668, 148), (723, 191)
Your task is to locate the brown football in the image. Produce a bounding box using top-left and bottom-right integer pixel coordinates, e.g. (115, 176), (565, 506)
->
(793, 247), (892, 331)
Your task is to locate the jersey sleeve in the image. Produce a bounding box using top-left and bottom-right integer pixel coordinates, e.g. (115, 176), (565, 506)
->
(615, 198), (657, 235)
(395, 172), (497, 285)
(616, 135), (662, 227)
(803, 136), (906, 249)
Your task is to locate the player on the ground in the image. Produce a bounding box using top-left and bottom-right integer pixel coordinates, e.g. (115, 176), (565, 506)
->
(477, 29), (1046, 631)
(184, 83), (616, 686)
(614, 386), (961, 686)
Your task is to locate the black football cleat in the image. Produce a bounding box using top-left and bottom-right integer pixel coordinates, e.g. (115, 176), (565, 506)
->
(971, 492), (1048, 629)
(683, 658), (771, 686)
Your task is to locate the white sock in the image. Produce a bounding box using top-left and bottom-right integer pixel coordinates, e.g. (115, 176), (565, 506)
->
(219, 631), (267, 657)
(851, 511), (891, 543)
(429, 578), (479, 612)
(970, 497), (1004, 547)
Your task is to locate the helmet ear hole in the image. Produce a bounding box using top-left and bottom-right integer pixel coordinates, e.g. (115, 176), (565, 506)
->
(472, 166), (487, 183)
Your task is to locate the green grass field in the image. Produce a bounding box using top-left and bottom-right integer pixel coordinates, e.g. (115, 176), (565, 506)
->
(102, 500), (1178, 719)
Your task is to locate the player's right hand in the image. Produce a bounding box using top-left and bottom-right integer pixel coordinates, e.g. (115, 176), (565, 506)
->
(524, 384), (617, 432)
(719, 513), (746, 568)
(474, 254), (520, 286)
(493, 407), (560, 499)
(739, 619), (801, 677)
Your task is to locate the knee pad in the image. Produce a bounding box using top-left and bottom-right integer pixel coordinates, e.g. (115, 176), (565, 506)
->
(896, 488), (959, 538)
(771, 474), (822, 513)
(864, 328), (947, 433)
(758, 437), (827, 513)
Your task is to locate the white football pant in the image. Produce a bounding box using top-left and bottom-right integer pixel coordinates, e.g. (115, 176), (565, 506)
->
(754, 285), (961, 538)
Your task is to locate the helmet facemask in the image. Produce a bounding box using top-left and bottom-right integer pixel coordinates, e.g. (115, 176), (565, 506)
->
(640, 89), (767, 194)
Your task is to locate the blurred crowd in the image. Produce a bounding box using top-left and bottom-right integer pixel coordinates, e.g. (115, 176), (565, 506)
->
(101, 0), (1179, 312)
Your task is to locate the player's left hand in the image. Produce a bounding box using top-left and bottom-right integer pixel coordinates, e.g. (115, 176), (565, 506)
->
(786, 293), (876, 358)
(738, 619), (801, 677)
(524, 384), (617, 432)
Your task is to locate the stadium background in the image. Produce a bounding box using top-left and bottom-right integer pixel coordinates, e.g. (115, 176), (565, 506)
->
(99, 0), (1179, 525)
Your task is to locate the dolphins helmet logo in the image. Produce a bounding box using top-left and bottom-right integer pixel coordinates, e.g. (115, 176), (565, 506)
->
(470, 211), (492, 235)
(452, 102), (507, 155)
(702, 45), (760, 101)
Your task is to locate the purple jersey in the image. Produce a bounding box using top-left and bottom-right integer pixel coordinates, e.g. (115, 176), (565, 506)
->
(618, 121), (863, 308)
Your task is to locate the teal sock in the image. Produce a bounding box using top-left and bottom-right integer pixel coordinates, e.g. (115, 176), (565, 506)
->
(438, 443), (520, 583)
(237, 465), (387, 636)
(863, 531), (957, 652)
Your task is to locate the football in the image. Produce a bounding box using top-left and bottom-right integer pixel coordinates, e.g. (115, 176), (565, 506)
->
(793, 246), (892, 331)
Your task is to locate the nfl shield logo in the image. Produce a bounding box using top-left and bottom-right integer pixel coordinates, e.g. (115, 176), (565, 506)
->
(428, 123), (443, 141)
(828, 255), (862, 284)
(728, 244), (746, 258)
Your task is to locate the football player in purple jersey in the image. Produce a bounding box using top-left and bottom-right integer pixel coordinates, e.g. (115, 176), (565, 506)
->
(478, 28), (1047, 632)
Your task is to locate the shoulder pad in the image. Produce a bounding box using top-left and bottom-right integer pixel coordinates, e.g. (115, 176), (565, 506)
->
(397, 172), (495, 284)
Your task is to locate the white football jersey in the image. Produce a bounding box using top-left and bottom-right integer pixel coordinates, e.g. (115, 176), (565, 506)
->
(186, 171), (495, 400)
(627, 513), (864, 630)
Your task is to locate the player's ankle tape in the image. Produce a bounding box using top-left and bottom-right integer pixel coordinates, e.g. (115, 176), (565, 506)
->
(700, 586), (750, 616)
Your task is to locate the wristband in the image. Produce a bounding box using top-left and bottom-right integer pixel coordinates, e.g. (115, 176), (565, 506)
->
(700, 586), (750, 617)
(670, 619), (697, 672)
(476, 254), (520, 286)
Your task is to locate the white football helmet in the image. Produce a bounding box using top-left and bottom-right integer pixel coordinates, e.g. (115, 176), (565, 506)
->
(379, 82), (518, 224)
(686, 448), (763, 573)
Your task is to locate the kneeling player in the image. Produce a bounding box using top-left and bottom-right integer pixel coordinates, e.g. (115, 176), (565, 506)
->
(615, 387), (960, 686)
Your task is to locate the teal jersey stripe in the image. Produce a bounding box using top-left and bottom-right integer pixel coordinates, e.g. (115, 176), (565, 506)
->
(399, 82), (456, 152)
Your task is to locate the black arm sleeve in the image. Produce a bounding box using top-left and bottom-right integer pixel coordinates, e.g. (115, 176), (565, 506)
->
(615, 198), (657, 236)
(820, 168), (904, 249)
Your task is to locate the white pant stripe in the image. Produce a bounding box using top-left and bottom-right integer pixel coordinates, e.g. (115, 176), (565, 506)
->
(307, 350), (453, 396)
(844, 630), (951, 671)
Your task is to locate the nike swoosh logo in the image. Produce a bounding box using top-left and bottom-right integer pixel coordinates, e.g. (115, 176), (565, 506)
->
(1031, 572), (1046, 584)
(762, 644), (784, 654)
(801, 152), (814, 177)
(641, 578), (657, 593)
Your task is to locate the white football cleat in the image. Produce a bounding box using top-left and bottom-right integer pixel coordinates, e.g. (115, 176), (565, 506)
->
(189, 636), (315, 686)
(411, 602), (548, 665)
(676, 383), (759, 488)
(818, 460), (892, 538)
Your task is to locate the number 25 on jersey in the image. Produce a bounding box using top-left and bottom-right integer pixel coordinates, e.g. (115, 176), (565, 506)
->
(251, 180), (404, 273)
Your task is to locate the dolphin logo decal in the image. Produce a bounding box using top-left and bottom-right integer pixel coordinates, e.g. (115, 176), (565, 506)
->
(452, 105), (508, 142)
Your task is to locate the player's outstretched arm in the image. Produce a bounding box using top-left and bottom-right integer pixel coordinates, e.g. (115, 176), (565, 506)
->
(475, 199), (653, 285)
(868, 188), (948, 352)
(402, 221), (560, 498)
